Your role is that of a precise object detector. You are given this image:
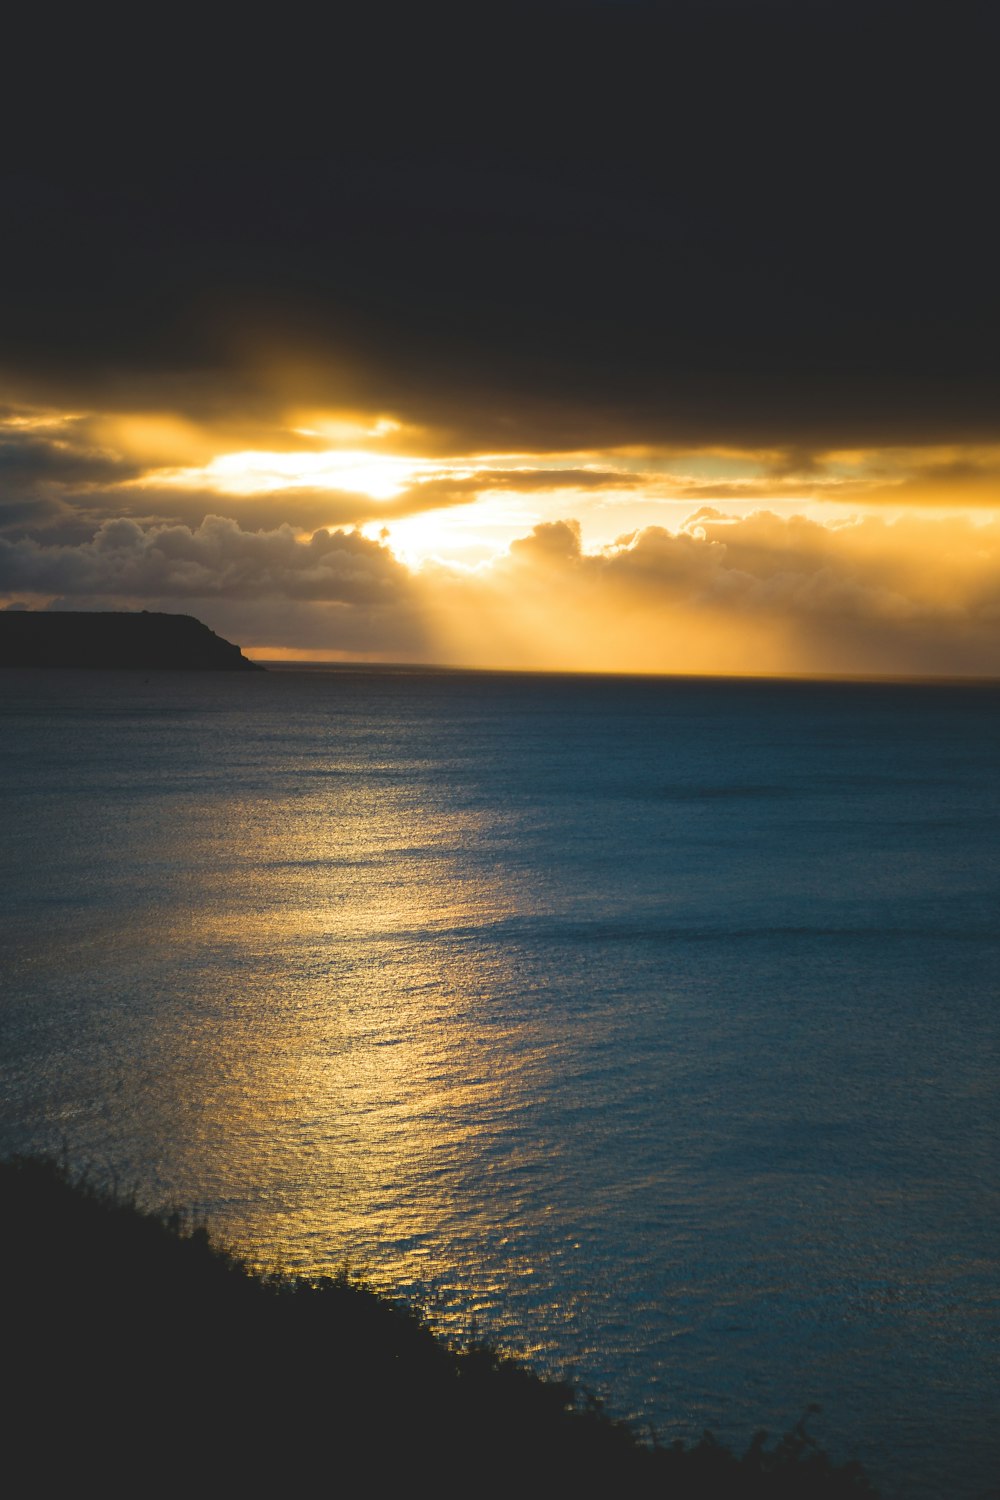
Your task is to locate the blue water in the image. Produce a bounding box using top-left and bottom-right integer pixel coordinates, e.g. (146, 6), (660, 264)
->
(2, 667), (998, 1497)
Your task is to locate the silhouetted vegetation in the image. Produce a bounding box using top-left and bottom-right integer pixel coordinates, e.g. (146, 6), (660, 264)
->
(1, 1157), (878, 1494)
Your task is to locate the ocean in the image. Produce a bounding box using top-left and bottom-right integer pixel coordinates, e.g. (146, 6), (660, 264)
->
(1, 665), (997, 1496)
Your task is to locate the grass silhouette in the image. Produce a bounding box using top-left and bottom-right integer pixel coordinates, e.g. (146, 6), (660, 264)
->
(1, 1156), (878, 1495)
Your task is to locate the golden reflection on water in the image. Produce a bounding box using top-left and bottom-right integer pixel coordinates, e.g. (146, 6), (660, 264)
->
(144, 776), (550, 1321)
(7, 671), (999, 1498)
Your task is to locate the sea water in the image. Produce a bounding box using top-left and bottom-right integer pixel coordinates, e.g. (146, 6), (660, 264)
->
(1, 666), (997, 1497)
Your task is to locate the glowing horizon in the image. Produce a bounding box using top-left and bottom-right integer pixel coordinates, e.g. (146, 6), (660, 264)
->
(1, 394), (998, 680)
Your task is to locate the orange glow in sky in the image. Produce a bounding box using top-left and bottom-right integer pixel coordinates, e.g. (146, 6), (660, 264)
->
(1, 397), (998, 678)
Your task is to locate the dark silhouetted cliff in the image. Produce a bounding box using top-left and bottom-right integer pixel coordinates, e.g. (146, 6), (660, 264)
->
(0, 611), (263, 670)
(0, 1158), (879, 1498)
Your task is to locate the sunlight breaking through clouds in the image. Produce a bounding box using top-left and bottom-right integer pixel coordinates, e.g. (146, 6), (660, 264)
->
(1, 396), (999, 677)
(146, 449), (429, 501)
(2, 501), (999, 679)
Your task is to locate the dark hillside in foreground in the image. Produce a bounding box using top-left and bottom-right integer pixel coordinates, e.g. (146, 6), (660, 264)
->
(1, 1159), (877, 1496)
(0, 610), (262, 670)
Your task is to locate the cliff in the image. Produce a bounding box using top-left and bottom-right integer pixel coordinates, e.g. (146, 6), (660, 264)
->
(0, 611), (263, 671)
(0, 1157), (878, 1497)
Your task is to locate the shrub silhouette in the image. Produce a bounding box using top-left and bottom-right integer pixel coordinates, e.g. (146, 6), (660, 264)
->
(1, 1157), (878, 1495)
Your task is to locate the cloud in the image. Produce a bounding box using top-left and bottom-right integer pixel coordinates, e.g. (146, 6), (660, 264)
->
(507, 519), (582, 563)
(0, 423), (144, 539)
(600, 510), (1000, 624)
(119, 486), (400, 536)
(422, 511), (1000, 677)
(2, 7), (996, 675)
(0, 512), (430, 657)
(405, 469), (644, 501)
(138, 467), (643, 532)
(0, 406), (662, 546)
(3, 505), (999, 675)
(3, 4), (997, 457)
(0, 431), (137, 490)
(0, 515), (412, 604)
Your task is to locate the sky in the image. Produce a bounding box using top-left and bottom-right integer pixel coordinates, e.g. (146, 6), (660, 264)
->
(2, 2), (998, 676)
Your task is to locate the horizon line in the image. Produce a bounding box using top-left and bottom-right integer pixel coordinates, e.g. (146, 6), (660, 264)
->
(251, 658), (1000, 687)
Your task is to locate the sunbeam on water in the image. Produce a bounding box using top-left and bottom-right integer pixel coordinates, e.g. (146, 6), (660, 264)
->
(2, 667), (998, 1498)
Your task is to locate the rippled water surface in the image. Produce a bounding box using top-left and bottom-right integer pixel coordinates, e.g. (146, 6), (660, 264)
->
(2, 667), (998, 1496)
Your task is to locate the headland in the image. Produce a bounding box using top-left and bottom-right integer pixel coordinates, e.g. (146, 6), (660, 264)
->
(0, 610), (263, 671)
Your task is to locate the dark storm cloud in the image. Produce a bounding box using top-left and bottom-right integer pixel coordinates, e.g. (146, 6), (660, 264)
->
(0, 426), (142, 539)
(0, 517), (411, 604)
(3, 2), (998, 453)
(0, 491), (71, 534)
(0, 431), (138, 492)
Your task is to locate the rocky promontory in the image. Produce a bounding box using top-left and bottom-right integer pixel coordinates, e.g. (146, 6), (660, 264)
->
(0, 611), (263, 671)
